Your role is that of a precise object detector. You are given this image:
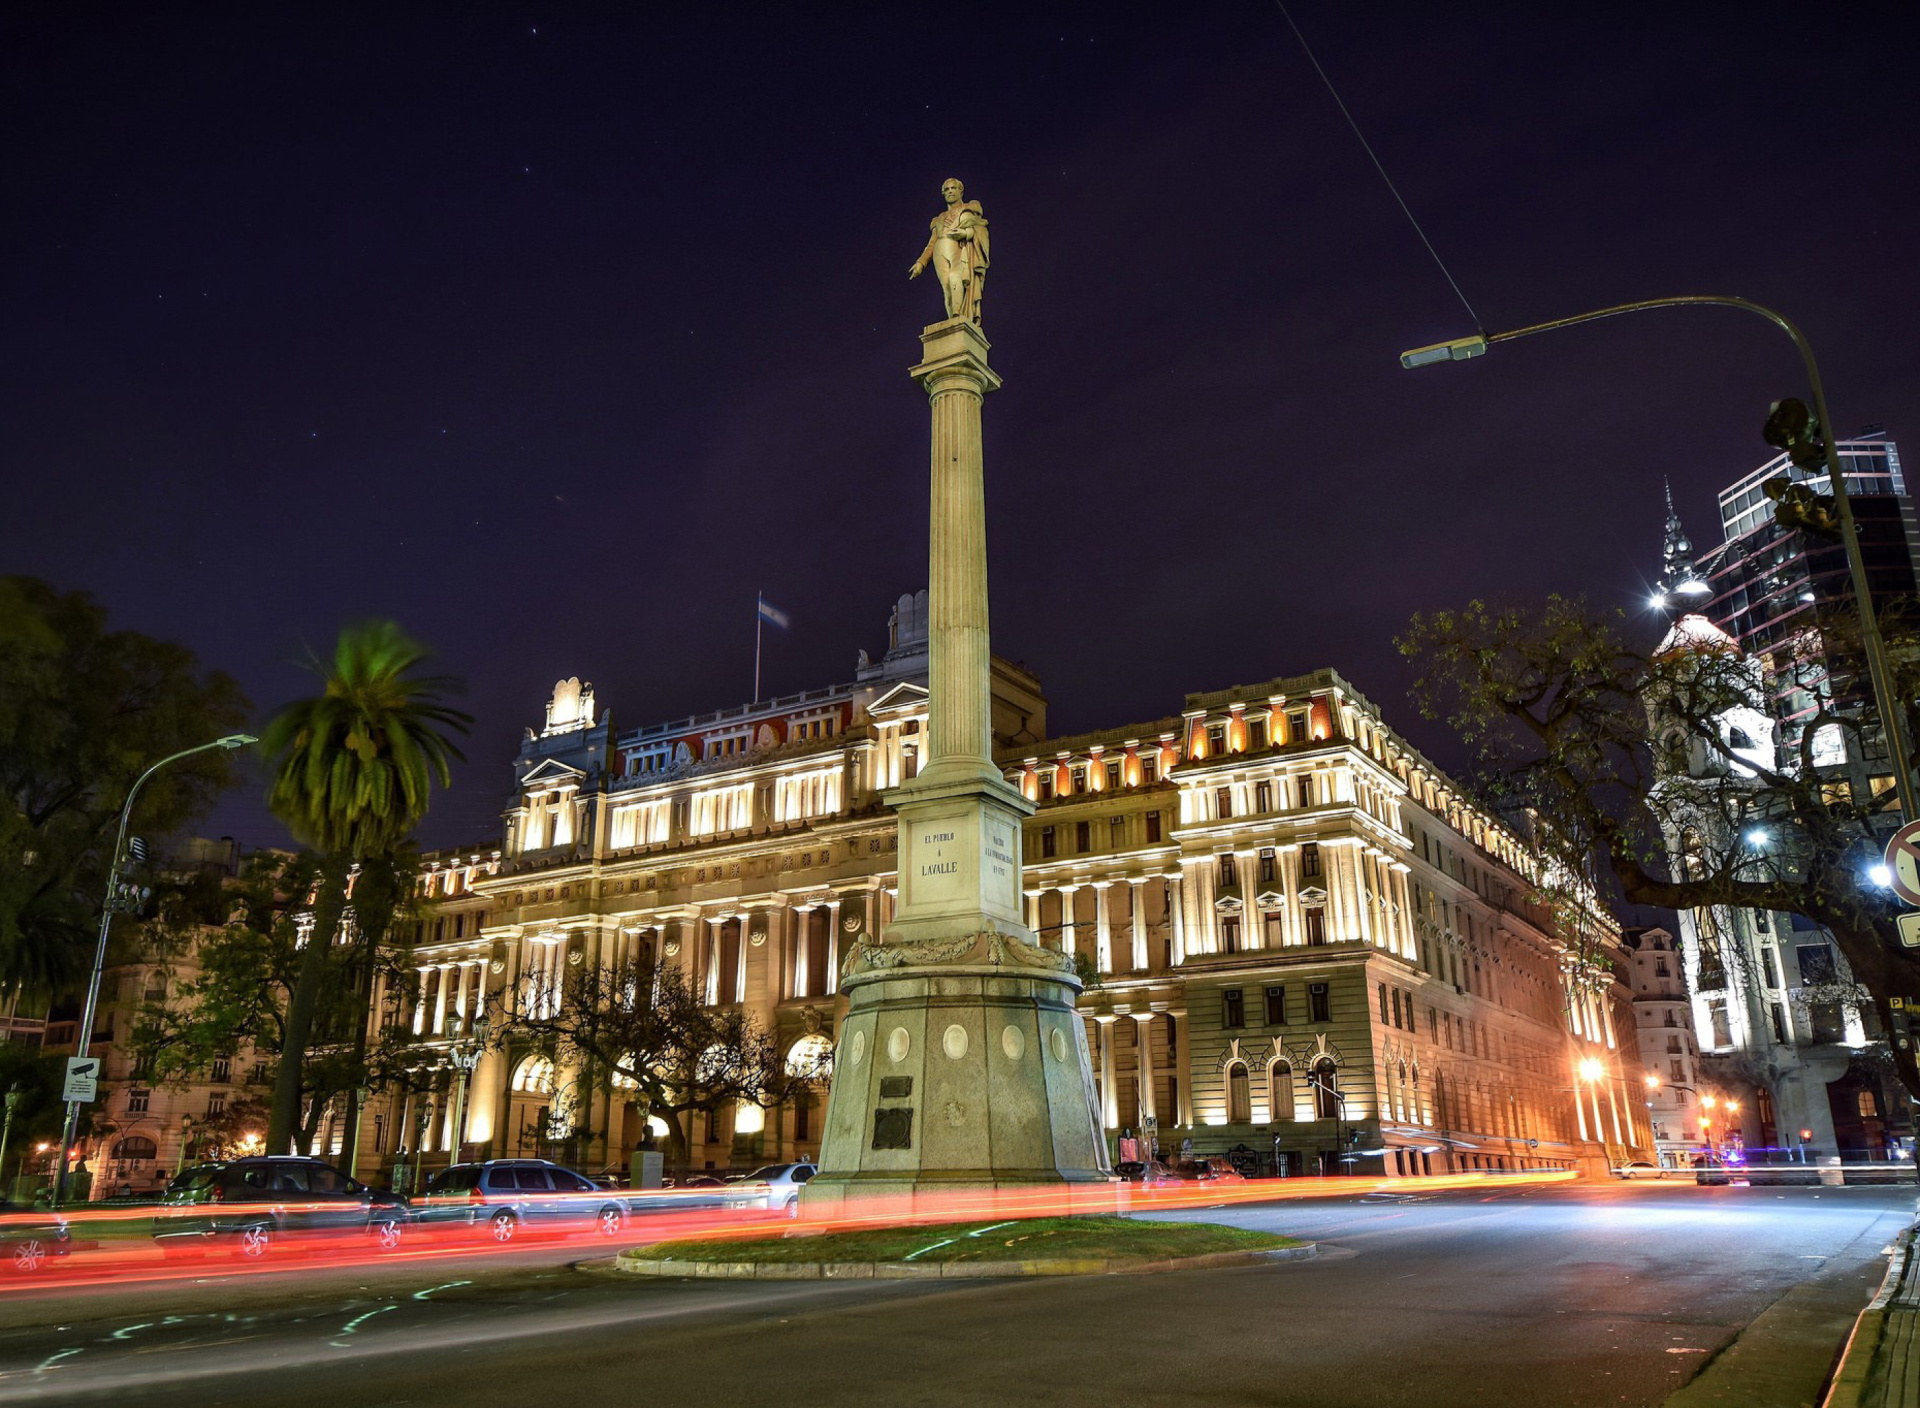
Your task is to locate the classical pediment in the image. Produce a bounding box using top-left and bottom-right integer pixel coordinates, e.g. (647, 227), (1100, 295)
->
(1298, 885), (1329, 906)
(520, 758), (587, 788)
(868, 681), (930, 717)
(1255, 889), (1286, 911)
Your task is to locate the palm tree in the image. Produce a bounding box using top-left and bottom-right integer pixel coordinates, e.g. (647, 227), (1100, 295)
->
(261, 622), (470, 1153)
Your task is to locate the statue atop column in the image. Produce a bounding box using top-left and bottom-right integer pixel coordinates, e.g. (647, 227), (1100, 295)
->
(907, 177), (989, 325)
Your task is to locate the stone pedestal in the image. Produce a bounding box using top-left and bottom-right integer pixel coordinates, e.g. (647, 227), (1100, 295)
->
(805, 317), (1109, 1204)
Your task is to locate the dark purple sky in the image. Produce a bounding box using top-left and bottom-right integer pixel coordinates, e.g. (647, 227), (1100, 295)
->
(5, 4), (1916, 850)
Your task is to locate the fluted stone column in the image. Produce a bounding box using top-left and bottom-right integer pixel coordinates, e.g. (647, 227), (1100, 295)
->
(1129, 879), (1148, 971)
(806, 311), (1107, 1204)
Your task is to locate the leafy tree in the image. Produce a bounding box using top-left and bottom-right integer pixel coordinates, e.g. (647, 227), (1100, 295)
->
(0, 577), (248, 994)
(496, 953), (825, 1167)
(260, 623), (469, 1152)
(0, 1042), (80, 1192)
(132, 849), (433, 1156)
(1398, 595), (1920, 1101)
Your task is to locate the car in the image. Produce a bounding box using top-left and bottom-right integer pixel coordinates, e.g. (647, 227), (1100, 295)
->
(413, 1160), (631, 1244)
(0, 1200), (71, 1274)
(153, 1156), (409, 1261)
(728, 1162), (817, 1212)
(1615, 1160), (1664, 1180)
(1144, 1158), (1242, 1187)
(1693, 1154), (1733, 1187)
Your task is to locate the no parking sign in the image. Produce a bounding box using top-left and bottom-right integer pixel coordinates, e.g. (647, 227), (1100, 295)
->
(1883, 820), (1920, 907)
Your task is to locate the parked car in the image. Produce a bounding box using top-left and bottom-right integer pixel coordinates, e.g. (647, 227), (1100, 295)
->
(153, 1156), (409, 1260)
(413, 1160), (631, 1243)
(0, 1200), (71, 1274)
(1615, 1160), (1664, 1180)
(728, 1162), (817, 1212)
(1144, 1158), (1243, 1187)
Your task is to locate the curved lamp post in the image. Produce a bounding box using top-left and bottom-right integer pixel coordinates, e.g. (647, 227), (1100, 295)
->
(445, 1013), (490, 1169)
(1400, 296), (1914, 824)
(52, 733), (257, 1206)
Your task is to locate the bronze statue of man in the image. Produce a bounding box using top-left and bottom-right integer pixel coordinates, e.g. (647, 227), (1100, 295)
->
(908, 177), (989, 325)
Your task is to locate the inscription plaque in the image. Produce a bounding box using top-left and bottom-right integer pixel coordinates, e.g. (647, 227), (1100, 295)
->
(879, 1076), (914, 1100)
(872, 1107), (914, 1150)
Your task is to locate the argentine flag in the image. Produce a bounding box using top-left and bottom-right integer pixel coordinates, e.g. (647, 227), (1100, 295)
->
(757, 595), (791, 630)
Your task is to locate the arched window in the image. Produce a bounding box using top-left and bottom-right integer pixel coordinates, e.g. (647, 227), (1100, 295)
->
(1268, 1061), (1295, 1122)
(786, 1033), (834, 1081)
(113, 1136), (158, 1162)
(1312, 1058), (1340, 1120)
(512, 1054), (555, 1095)
(1227, 1062), (1252, 1124)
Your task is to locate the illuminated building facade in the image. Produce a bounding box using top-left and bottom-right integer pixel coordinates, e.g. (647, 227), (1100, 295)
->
(1646, 435), (1919, 1166)
(337, 595), (1647, 1183)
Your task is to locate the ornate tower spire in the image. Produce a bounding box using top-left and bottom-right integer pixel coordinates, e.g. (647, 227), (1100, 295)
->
(1654, 477), (1712, 609)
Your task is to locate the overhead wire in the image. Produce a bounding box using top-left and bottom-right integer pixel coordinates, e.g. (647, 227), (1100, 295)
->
(1275, 2), (1484, 332)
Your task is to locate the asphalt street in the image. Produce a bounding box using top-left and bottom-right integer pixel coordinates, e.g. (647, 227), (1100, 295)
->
(0, 1181), (1910, 1408)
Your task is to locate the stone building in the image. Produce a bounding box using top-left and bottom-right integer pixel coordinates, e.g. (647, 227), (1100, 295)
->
(336, 594), (1648, 1185)
(1620, 925), (1709, 1165)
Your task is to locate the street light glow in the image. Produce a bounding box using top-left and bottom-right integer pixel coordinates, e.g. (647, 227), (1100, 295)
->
(1746, 829), (1768, 847)
(1577, 1057), (1605, 1082)
(1870, 864), (1894, 888)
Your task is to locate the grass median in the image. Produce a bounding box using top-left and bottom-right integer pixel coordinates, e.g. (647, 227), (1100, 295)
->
(631, 1214), (1299, 1269)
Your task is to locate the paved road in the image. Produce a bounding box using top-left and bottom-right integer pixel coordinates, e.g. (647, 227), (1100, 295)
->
(0, 1182), (1910, 1407)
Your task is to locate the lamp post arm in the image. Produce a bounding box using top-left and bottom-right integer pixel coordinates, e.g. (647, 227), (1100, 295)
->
(1451, 295), (1913, 825)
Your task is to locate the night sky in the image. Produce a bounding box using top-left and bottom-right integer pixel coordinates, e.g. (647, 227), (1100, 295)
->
(5, 4), (1917, 851)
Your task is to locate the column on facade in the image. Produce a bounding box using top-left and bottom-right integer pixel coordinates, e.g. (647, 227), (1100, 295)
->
(1129, 879), (1148, 970)
(1169, 1010), (1189, 1125)
(1058, 884), (1079, 958)
(733, 916), (749, 1005)
(791, 903), (810, 999)
(703, 918), (722, 1005)
(450, 961), (470, 1031)
(1093, 882), (1113, 973)
(412, 965), (430, 1035)
(1132, 1011), (1159, 1122)
(1025, 889), (1042, 934)
(825, 898), (842, 996)
(431, 963), (452, 1035)
(1096, 1016), (1118, 1130)
(1168, 871), (1187, 966)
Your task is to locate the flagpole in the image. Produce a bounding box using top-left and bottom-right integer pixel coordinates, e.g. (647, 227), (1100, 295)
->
(754, 592), (763, 704)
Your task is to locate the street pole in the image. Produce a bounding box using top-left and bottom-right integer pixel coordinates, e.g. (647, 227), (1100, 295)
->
(0, 1088), (19, 1197)
(1400, 296), (1915, 823)
(52, 733), (256, 1207)
(346, 1085), (371, 1181)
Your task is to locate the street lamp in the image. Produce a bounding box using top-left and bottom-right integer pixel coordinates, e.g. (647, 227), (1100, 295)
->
(445, 1013), (490, 1169)
(53, 733), (257, 1206)
(1399, 296), (1915, 823)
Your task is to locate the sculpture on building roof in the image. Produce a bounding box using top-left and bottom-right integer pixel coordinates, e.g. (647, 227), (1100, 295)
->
(908, 177), (989, 325)
(543, 677), (596, 736)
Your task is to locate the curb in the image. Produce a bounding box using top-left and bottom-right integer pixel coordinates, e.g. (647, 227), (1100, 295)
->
(1822, 1223), (1918, 1408)
(607, 1242), (1317, 1281)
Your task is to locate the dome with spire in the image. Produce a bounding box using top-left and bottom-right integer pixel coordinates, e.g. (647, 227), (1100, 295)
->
(1653, 612), (1741, 662)
(1653, 478), (1713, 608)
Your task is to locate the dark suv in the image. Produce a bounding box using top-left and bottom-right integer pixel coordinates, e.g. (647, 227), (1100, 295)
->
(153, 1156), (409, 1260)
(414, 1160), (631, 1243)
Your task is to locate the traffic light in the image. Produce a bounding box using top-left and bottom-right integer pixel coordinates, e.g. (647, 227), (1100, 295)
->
(1763, 476), (1841, 540)
(1763, 397), (1828, 470)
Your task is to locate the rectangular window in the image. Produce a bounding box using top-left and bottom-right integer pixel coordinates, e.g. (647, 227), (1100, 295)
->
(1075, 820), (1091, 852)
(1145, 811), (1162, 843)
(127, 1088), (149, 1114)
(1222, 988), (1245, 1028)
(1379, 983), (1390, 1023)
(1303, 908), (1326, 945)
(211, 1056), (231, 1083)
(1287, 710), (1308, 742)
(1208, 724), (1227, 754)
(1071, 766), (1087, 794)
(1038, 773), (1054, 801)
(1109, 815), (1126, 847)
(1300, 843), (1321, 878)
(1258, 848), (1276, 884)
(1249, 718), (1268, 750)
(1217, 853), (1238, 887)
(1215, 787), (1233, 819)
(1256, 781), (1273, 812)
(1106, 762), (1121, 790)
(1298, 776), (1315, 808)
(1263, 911), (1284, 947)
(1142, 756), (1159, 784)
(1308, 982), (1331, 1023)
(1391, 987), (1404, 1028)
(1220, 916), (1242, 953)
(207, 1092), (227, 1117)
(1796, 945), (1837, 985)
(1265, 985), (1287, 1025)
(1041, 826), (1057, 859)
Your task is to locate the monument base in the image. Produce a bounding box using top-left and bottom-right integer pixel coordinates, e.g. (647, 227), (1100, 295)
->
(801, 931), (1111, 1208)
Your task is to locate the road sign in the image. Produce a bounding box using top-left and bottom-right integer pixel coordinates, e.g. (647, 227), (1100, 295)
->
(1883, 821), (1920, 906)
(63, 1056), (100, 1103)
(1898, 914), (1920, 950)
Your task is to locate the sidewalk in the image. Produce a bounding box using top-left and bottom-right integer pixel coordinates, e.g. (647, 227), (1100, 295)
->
(1822, 1223), (1919, 1408)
